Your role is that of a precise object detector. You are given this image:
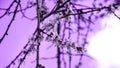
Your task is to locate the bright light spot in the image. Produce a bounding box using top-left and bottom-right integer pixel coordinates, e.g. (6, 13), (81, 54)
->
(87, 11), (120, 68)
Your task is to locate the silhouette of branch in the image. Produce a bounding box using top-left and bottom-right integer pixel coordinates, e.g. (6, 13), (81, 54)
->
(57, 2), (120, 20)
(0, 0), (16, 18)
(0, 0), (21, 44)
(57, 20), (61, 68)
(68, 21), (72, 68)
(2, 0), (120, 68)
(111, 10), (120, 19)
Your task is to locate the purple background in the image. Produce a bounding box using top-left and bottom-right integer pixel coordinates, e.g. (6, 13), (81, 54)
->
(0, 0), (120, 68)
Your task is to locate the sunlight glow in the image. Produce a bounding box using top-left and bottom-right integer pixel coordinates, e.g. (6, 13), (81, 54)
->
(88, 11), (120, 68)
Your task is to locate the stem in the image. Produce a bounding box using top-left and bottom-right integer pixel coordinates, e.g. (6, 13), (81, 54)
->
(36, 0), (41, 67)
(57, 21), (61, 68)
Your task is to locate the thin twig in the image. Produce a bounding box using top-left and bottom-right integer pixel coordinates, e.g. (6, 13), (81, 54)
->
(0, 0), (20, 44)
